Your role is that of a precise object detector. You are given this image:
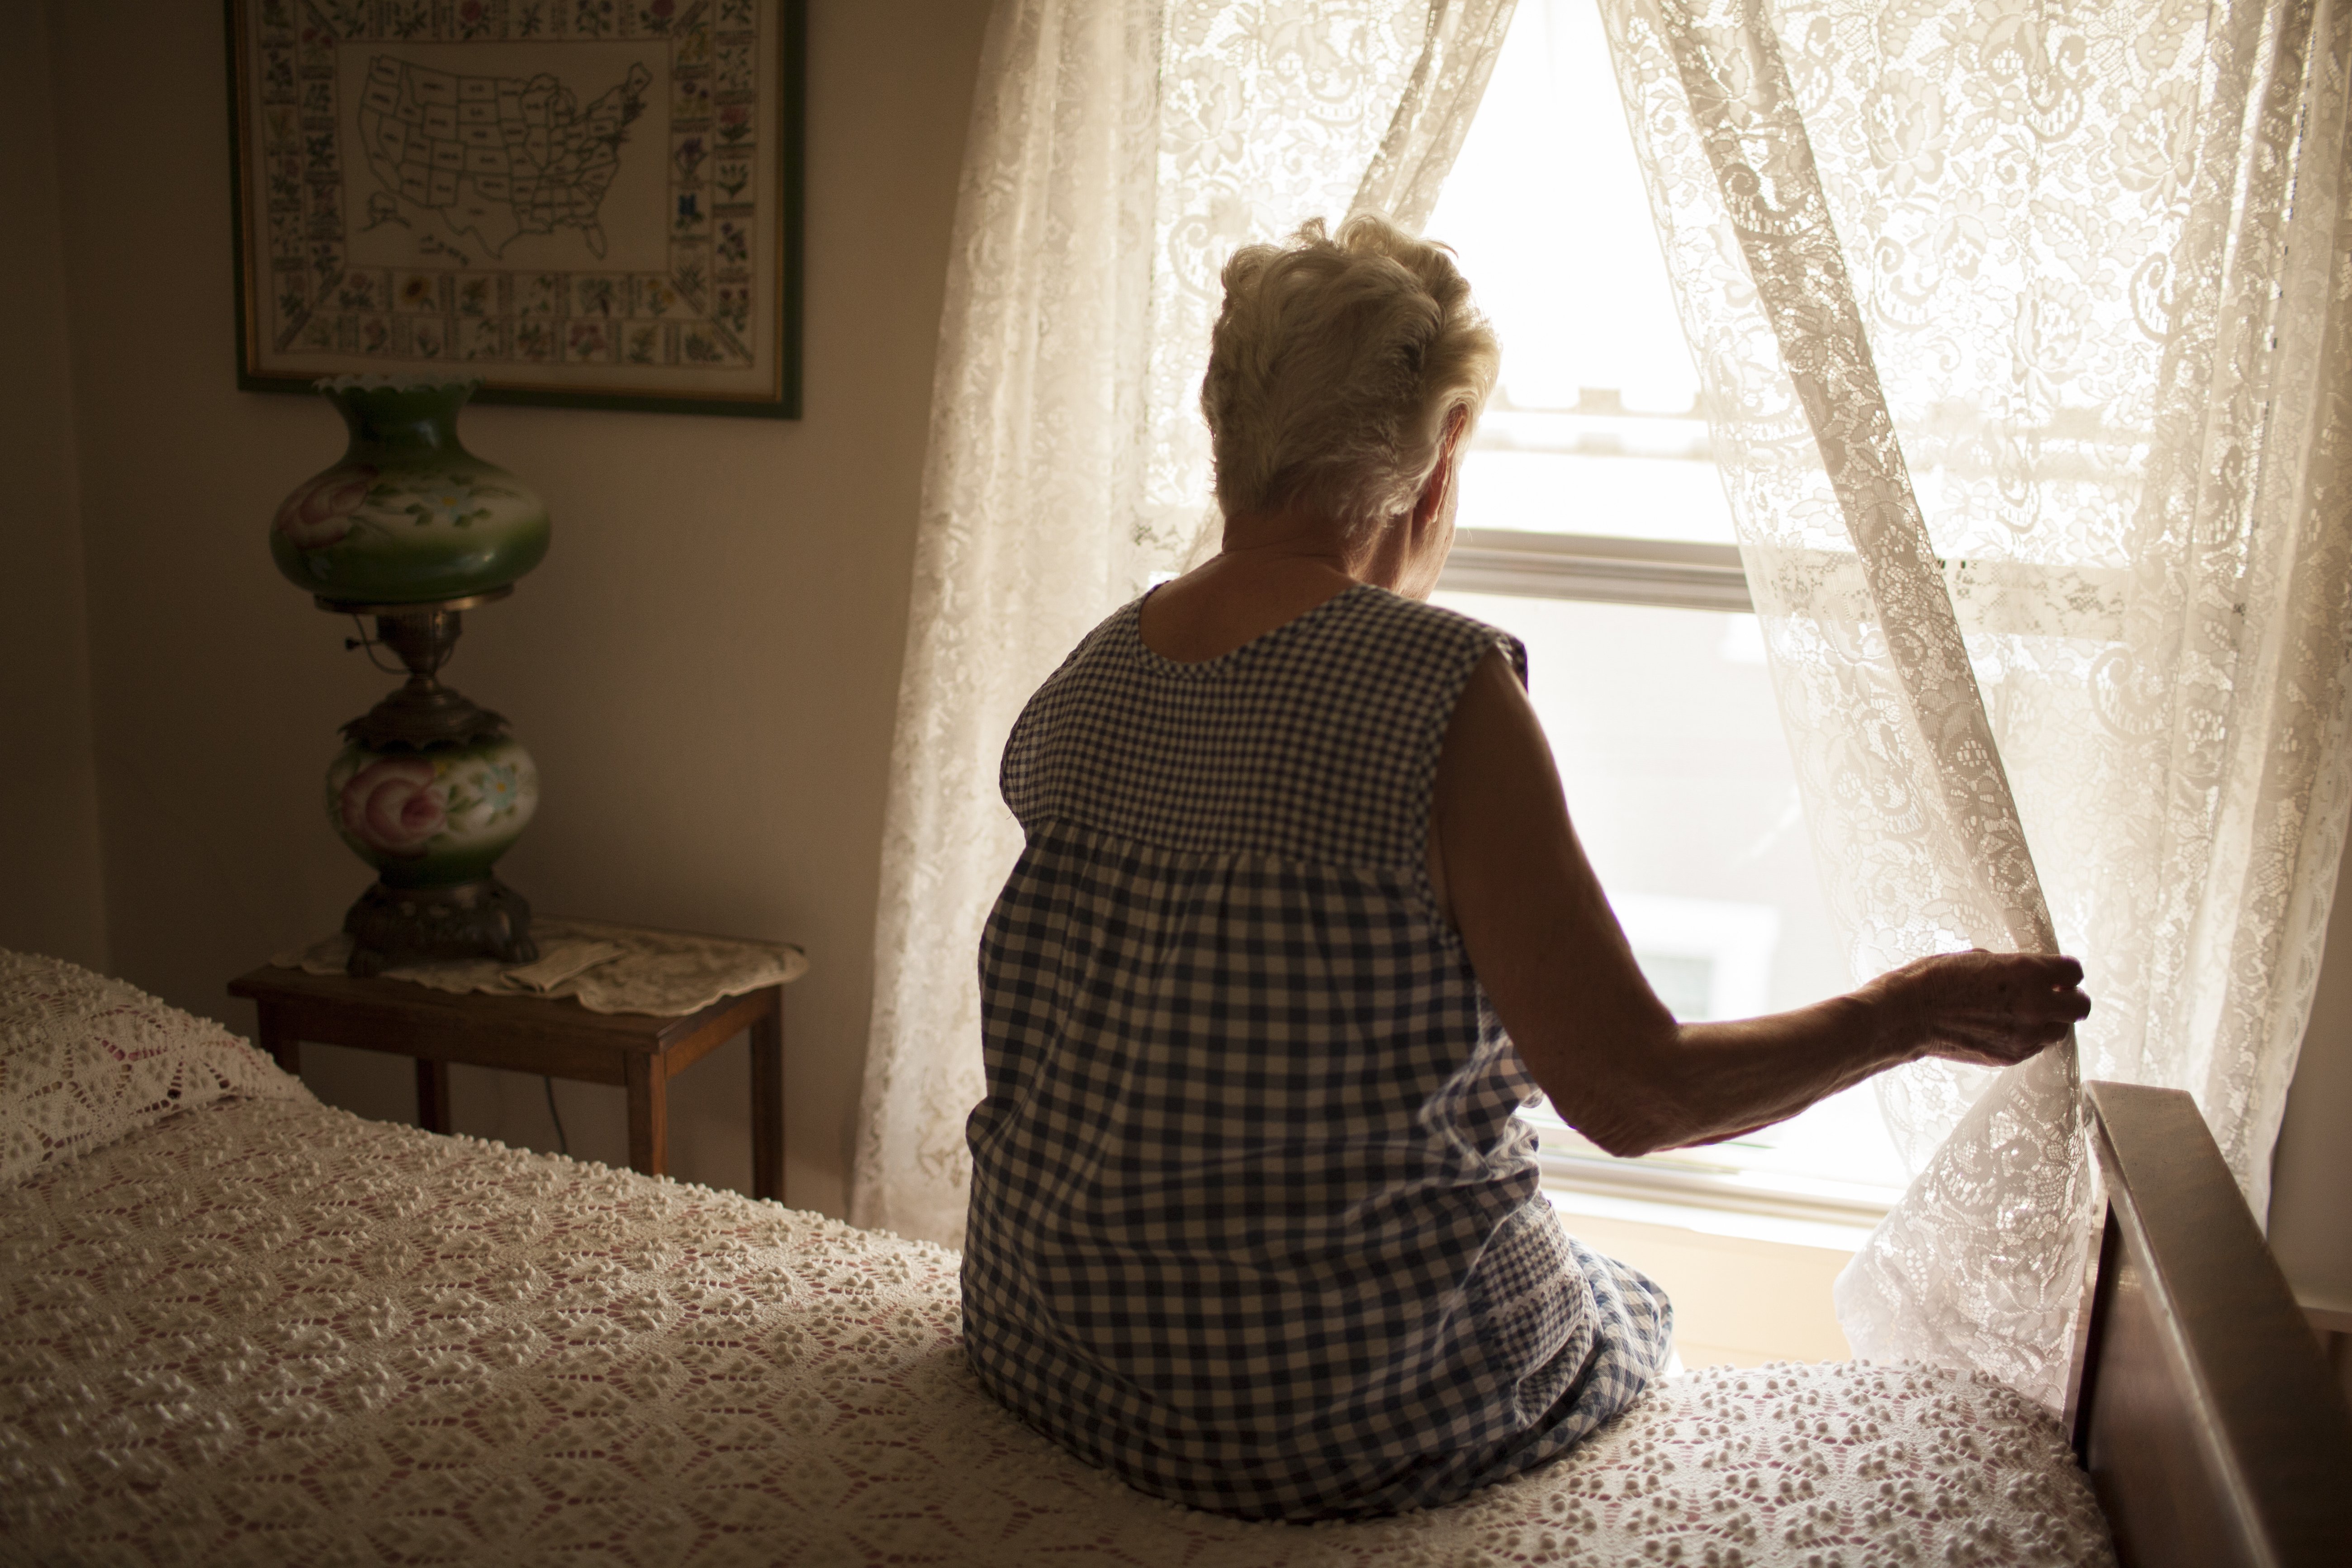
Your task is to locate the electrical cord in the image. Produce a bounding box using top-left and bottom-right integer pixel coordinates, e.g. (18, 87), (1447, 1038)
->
(543, 1075), (569, 1156)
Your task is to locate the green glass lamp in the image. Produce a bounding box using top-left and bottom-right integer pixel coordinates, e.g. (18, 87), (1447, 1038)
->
(270, 375), (550, 975)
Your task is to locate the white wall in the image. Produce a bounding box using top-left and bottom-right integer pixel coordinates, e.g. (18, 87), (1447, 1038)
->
(0, 0), (107, 971)
(37, 0), (994, 1217)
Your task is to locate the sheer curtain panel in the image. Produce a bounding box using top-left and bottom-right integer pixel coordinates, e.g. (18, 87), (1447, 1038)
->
(1599, 0), (2352, 1408)
(854, 0), (1515, 1243)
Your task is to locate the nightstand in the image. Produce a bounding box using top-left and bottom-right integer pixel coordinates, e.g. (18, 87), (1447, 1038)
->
(227, 962), (788, 1199)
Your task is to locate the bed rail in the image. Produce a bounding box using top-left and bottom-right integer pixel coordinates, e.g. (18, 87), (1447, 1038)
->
(2067, 1080), (2352, 1568)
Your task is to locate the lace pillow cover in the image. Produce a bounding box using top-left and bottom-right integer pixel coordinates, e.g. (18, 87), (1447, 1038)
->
(0, 949), (309, 1185)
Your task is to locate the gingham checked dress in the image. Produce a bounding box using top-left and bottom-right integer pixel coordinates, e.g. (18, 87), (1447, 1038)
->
(960, 584), (1673, 1522)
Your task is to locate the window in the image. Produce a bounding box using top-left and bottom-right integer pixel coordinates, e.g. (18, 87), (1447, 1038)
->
(1426, 0), (1904, 1250)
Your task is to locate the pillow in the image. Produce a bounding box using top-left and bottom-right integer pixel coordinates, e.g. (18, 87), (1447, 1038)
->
(0, 950), (311, 1184)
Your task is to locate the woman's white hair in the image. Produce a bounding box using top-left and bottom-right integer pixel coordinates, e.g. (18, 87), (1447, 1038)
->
(1200, 213), (1499, 542)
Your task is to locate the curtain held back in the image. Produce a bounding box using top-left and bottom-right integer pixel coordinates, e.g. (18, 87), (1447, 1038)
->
(1599, 0), (2352, 1408)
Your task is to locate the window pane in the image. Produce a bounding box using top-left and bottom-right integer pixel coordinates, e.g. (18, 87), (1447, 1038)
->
(1427, 0), (1734, 545)
(1433, 589), (1911, 1202)
(1455, 440), (1736, 548)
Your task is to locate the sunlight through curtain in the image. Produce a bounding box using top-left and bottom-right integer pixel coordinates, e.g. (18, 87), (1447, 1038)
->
(1599, 0), (2352, 1407)
(853, 0), (1517, 1244)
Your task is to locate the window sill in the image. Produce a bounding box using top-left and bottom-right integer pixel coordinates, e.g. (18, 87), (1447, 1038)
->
(1537, 1147), (1894, 1253)
(1438, 528), (1752, 612)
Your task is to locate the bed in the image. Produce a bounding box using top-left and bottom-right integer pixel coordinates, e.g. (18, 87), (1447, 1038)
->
(3, 951), (2345, 1566)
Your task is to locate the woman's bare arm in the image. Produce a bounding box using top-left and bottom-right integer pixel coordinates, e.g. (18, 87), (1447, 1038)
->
(1429, 650), (2090, 1157)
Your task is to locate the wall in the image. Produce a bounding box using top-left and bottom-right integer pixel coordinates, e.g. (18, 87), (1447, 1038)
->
(43, 0), (994, 1217)
(0, 0), (107, 971)
(1552, 1207), (1855, 1368)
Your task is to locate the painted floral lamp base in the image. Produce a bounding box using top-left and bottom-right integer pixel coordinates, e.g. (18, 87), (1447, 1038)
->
(330, 730), (539, 976)
(323, 596), (540, 976)
(341, 876), (536, 978)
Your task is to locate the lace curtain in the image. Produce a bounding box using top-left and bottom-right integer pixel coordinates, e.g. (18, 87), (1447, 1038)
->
(1599, 0), (2352, 1408)
(853, 0), (1515, 1243)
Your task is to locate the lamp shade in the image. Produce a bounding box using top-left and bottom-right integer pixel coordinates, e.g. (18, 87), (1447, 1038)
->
(270, 376), (550, 604)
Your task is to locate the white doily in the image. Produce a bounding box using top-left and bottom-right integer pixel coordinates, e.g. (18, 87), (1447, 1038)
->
(272, 916), (808, 1017)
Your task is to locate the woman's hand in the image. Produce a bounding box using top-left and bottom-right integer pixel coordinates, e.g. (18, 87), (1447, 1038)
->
(1854, 950), (2091, 1069)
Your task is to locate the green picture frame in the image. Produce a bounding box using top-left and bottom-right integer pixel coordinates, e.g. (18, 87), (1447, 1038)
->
(228, 0), (805, 419)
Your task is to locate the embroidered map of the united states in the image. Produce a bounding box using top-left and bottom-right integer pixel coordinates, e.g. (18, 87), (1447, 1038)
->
(357, 56), (652, 261)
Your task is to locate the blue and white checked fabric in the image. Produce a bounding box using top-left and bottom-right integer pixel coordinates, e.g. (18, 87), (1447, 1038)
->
(962, 585), (1672, 1522)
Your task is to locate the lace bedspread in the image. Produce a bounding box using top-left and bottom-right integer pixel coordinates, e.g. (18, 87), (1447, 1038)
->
(0, 951), (2112, 1563)
(1, 1092), (2115, 1565)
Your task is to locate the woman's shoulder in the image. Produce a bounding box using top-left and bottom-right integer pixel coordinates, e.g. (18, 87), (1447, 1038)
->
(1341, 586), (1504, 637)
(1001, 585), (1516, 860)
(1034, 584), (1517, 691)
(1317, 587), (1527, 683)
(1029, 595), (1148, 687)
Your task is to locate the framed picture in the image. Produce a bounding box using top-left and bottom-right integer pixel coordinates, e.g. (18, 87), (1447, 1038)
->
(227, 0), (804, 418)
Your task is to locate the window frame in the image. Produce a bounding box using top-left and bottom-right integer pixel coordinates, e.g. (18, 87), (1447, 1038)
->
(1439, 527), (1750, 613)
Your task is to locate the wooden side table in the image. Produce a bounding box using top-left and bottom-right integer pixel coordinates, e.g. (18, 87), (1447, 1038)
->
(227, 965), (786, 1199)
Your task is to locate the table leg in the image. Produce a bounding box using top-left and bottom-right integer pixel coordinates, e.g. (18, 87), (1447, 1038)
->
(416, 1058), (452, 1134)
(255, 1001), (300, 1076)
(751, 990), (784, 1202)
(627, 1054), (669, 1177)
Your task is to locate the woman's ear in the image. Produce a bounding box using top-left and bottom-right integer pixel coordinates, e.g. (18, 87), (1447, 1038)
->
(1413, 408), (1471, 526)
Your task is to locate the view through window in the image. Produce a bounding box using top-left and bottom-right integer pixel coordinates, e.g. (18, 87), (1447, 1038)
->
(1426, 0), (1908, 1231)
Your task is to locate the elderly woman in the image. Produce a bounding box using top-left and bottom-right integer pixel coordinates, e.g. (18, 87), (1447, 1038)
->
(960, 215), (2090, 1523)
